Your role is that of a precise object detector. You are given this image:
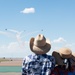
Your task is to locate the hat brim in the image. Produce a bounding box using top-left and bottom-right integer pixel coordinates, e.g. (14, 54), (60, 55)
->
(30, 38), (51, 54)
(52, 51), (64, 65)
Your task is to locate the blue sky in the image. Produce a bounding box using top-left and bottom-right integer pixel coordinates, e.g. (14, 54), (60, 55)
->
(0, 0), (75, 58)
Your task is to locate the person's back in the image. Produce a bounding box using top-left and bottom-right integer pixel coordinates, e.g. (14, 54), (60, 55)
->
(22, 54), (55, 75)
(22, 34), (55, 75)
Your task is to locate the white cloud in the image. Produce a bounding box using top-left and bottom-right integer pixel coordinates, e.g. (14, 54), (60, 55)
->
(7, 42), (19, 51)
(49, 37), (67, 55)
(52, 37), (67, 43)
(49, 37), (75, 55)
(65, 43), (75, 52)
(0, 41), (31, 58)
(20, 7), (35, 14)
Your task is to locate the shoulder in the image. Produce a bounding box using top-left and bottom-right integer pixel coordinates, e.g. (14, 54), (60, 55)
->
(47, 55), (55, 60)
(23, 54), (33, 62)
(23, 54), (37, 61)
(48, 55), (55, 64)
(43, 54), (55, 63)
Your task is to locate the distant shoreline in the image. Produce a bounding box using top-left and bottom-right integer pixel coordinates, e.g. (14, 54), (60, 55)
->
(0, 58), (22, 66)
(0, 72), (21, 75)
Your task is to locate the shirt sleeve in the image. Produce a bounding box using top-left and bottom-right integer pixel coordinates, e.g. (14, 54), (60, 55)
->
(22, 57), (29, 75)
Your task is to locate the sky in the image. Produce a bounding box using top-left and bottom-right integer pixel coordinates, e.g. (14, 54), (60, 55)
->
(0, 0), (75, 58)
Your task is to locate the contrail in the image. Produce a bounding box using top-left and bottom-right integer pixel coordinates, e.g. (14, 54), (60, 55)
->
(5, 29), (25, 48)
(5, 28), (43, 48)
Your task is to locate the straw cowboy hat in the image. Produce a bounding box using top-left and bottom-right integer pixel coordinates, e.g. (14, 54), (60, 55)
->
(30, 34), (51, 54)
(52, 48), (72, 65)
(59, 48), (72, 59)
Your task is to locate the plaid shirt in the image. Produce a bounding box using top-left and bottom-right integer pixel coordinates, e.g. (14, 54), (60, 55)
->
(22, 54), (55, 75)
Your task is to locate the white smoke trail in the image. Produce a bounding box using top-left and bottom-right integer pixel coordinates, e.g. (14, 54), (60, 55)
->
(5, 29), (25, 48)
(5, 29), (42, 49)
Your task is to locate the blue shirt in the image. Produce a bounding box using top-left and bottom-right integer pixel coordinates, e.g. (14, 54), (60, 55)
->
(22, 54), (55, 75)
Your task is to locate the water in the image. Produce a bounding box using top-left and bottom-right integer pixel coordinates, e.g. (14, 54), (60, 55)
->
(0, 66), (21, 72)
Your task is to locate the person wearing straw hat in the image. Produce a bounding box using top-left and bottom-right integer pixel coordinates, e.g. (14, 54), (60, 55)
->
(22, 34), (55, 75)
(51, 47), (75, 75)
